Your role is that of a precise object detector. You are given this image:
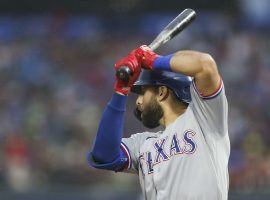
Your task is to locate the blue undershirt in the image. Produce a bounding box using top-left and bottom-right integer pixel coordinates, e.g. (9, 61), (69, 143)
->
(88, 93), (129, 171)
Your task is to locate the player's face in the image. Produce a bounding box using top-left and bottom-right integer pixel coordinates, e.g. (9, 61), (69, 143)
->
(135, 86), (163, 129)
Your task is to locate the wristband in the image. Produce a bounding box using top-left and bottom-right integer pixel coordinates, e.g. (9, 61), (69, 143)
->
(153, 54), (174, 71)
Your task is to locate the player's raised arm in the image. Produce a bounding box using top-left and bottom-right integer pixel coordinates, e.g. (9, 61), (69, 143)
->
(170, 51), (220, 96)
(134, 45), (221, 96)
(87, 51), (141, 171)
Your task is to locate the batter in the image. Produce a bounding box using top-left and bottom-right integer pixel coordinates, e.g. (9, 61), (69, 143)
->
(88, 45), (230, 200)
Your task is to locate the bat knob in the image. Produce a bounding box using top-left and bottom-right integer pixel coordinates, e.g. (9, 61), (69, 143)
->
(116, 66), (132, 83)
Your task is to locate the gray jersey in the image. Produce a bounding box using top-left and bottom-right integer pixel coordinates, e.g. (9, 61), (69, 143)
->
(121, 80), (230, 200)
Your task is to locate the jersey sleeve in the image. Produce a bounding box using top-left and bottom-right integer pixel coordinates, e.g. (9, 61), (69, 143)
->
(190, 78), (228, 138)
(120, 132), (156, 174)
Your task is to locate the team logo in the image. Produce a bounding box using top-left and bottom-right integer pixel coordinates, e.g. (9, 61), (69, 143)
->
(139, 130), (197, 175)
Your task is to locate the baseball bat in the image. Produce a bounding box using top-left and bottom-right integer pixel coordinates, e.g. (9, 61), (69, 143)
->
(116, 8), (196, 82)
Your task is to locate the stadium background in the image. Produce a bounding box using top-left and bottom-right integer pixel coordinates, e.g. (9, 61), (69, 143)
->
(0, 0), (270, 199)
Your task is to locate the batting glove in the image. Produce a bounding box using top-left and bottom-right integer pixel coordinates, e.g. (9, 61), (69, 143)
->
(114, 52), (141, 95)
(134, 45), (160, 70)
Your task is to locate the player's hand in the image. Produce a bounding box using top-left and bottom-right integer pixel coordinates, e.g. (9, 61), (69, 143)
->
(134, 45), (159, 70)
(114, 52), (141, 95)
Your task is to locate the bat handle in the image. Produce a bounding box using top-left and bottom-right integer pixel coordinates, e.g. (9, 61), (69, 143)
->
(115, 66), (133, 83)
(116, 45), (154, 83)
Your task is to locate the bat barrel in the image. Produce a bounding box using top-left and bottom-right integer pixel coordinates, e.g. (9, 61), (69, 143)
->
(149, 8), (196, 51)
(116, 8), (196, 83)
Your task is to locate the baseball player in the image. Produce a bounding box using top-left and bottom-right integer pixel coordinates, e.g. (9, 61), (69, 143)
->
(88, 45), (230, 200)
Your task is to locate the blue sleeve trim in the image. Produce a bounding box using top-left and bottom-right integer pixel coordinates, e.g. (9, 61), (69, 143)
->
(192, 79), (223, 100)
(120, 142), (132, 170)
(153, 54), (174, 71)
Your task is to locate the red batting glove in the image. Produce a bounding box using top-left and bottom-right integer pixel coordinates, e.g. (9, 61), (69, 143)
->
(114, 52), (141, 95)
(134, 45), (159, 70)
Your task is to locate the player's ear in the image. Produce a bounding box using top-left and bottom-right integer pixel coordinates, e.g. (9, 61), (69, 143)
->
(157, 86), (169, 102)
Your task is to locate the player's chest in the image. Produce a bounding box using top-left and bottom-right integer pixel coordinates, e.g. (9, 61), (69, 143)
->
(138, 129), (198, 176)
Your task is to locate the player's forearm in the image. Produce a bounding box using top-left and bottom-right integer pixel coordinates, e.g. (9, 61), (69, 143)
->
(169, 50), (217, 78)
(91, 93), (127, 163)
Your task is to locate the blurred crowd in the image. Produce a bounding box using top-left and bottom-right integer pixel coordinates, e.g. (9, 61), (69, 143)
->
(0, 13), (269, 193)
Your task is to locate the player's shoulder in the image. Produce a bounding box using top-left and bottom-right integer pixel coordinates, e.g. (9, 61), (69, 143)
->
(128, 130), (162, 141)
(180, 104), (194, 118)
(190, 78), (227, 101)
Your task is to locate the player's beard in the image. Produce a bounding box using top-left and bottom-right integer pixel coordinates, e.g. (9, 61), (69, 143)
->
(134, 96), (163, 129)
